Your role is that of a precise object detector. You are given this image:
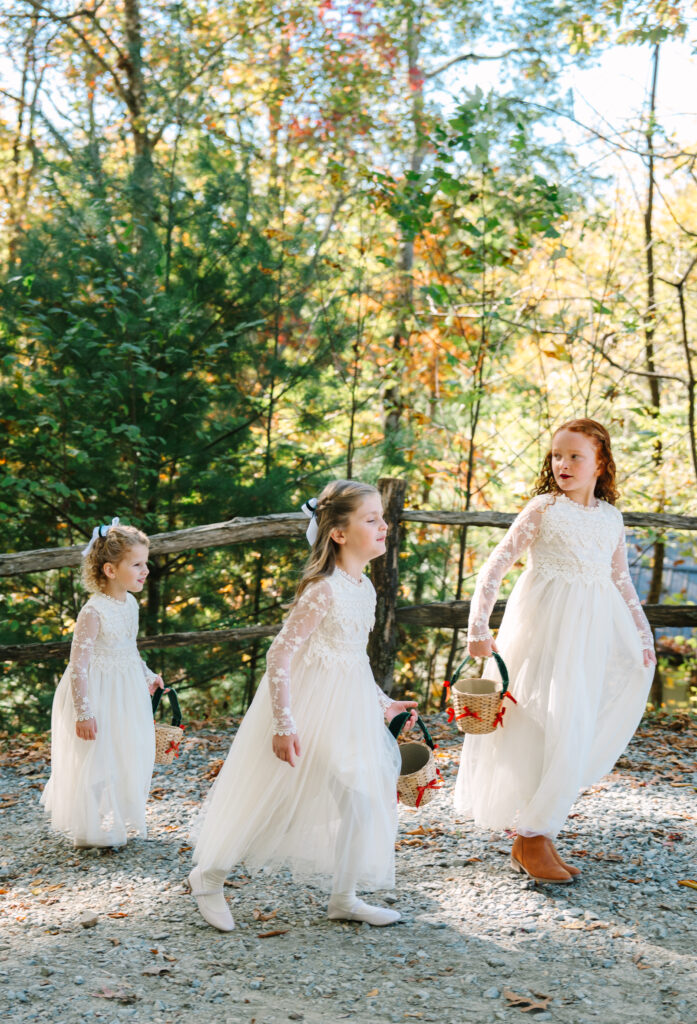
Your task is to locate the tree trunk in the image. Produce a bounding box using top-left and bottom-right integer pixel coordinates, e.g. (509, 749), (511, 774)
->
(123, 0), (155, 237)
(643, 44), (664, 707)
(384, 8), (428, 448)
(368, 478), (407, 694)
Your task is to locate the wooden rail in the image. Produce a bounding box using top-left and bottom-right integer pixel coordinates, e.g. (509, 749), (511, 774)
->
(3, 508), (697, 578)
(2, 602), (694, 667)
(2, 491), (696, 673)
(0, 514), (307, 577)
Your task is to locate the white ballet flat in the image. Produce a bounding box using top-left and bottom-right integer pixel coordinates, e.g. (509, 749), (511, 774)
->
(188, 866), (235, 932)
(327, 896), (401, 927)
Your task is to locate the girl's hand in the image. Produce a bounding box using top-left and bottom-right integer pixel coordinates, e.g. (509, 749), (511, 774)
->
(385, 700), (418, 731)
(272, 733), (301, 767)
(148, 675), (165, 696)
(76, 718), (97, 741)
(643, 648), (657, 667)
(468, 638), (498, 658)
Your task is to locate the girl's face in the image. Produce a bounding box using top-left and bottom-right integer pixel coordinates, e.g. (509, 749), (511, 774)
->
(551, 429), (601, 494)
(332, 495), (387, 563)
(103, 543), (150, 594)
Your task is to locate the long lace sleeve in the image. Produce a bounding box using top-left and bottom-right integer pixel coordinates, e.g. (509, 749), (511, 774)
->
(69, 606), (100, 721)
(468, 496), (548, 642)
(611, 527), (654, 650)
(375, 684), (392, 715)
(140, 657), (158, 686)
(266, 579), (332, 735)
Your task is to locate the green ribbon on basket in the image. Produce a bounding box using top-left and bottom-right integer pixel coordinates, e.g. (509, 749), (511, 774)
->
(387, 712), (434, 749)
(448, 650), (510, 697)
(151, 685), (183, 727)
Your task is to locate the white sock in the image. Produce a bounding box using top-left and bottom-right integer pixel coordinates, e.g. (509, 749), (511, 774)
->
(190, 866), (228, 914)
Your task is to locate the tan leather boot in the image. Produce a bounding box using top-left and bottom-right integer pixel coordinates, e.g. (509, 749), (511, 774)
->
(546, 839), (581, 876)
(511, 834), (572, 884)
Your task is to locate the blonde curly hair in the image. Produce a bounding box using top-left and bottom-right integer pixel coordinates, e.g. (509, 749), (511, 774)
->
(81, 523), (149, 593)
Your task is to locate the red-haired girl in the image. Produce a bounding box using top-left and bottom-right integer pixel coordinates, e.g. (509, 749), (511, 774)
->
(455, 419), (656, 883)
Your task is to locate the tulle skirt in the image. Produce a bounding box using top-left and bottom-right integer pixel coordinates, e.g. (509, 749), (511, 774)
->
(41, 654), (155, 846)
(454, 570), (653, 838)
(192, 652), (401, 892)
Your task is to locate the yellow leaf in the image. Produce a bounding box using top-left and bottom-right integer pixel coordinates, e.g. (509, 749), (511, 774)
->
(678, 879), (697, 890)
(366, 988), (379, 997)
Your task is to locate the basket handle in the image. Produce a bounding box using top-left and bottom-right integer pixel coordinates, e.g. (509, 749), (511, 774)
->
(151, 686), (182, 727)
(388, 712), (434, 750)
(449, 651), (509, 697)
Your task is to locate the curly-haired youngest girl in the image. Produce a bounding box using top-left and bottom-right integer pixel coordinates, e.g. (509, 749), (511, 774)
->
(41, 518), (164, 848)
(455, 419), (656, 883)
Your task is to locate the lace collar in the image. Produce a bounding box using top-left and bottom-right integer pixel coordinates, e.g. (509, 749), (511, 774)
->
(334, 566), (364, 586)
(557, 493), (601, 512)
(93, 591), (130, 606)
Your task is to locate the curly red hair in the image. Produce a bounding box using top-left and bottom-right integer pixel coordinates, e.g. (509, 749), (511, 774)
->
(532, 418), (619, 505)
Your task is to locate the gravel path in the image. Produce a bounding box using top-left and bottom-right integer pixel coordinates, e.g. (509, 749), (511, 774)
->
(1, 714), (696, 1024)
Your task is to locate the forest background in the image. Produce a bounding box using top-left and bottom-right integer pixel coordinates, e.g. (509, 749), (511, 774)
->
(2, 0), (697, 732)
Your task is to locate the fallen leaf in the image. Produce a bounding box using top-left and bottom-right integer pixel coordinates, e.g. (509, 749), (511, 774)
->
(253, 908), (278, 922)
(257, 929), (289, 938)
(678, 879), (697, 890)
(107, 911), (129, 918)
(504, 988), (550, 1013)
(203, 758), (224, 780)
(366, 988), (379, 997)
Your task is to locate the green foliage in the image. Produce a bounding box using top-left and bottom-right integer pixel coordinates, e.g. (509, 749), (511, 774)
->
(1, 0), (696, 728)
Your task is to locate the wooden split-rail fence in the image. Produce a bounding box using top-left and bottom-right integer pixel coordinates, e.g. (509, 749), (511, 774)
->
(2, 479), (697, 691)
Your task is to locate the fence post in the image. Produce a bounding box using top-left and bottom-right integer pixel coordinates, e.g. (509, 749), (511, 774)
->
(368, 476), (407, 695)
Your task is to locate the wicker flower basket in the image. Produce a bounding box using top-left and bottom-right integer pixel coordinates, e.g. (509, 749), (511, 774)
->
(388, 713), (441, 808)
(446, 652), (516, 735)
(152, 686), (184, 765)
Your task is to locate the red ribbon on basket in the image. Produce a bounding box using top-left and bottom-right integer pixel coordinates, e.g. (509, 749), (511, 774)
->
(164, 725), (185, 758)
(415, 778), (442, 807)
(446, 705), (482, 724)
(493, 692), (517, 729)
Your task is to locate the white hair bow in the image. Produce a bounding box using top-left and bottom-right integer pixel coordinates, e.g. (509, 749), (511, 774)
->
(81, 517), (120, 557)
(301, 498), (318, 547)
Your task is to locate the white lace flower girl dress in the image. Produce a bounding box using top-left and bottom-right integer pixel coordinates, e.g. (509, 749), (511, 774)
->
(41, 592), (157, 846)
(454, 493), (654, 838)
(192, 568), (401, 893)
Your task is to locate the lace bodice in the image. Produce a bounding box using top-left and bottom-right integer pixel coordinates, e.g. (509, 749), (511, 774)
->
(68, 592), (158, 721)
(266, 569), (392, 735)
(468, 493), (653, 650)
